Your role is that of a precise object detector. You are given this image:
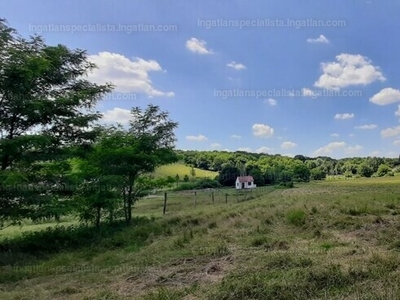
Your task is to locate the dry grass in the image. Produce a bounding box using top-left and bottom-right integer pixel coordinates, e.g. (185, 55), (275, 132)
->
(2, 177), (400, 299)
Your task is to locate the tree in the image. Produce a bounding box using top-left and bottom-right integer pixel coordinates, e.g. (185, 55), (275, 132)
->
(183, 174), (189, 182)
(0, 19), (112, 227)
(357, 163), (374, 178)
(84, 105), (178, 225)
(190, 167), (196, 178)
(175, 174), (180, 188)
(377, 164), (390, 177)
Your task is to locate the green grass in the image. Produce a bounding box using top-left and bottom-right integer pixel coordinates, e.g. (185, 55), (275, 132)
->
(153, 162), (218, 179)
(3, 177), (400, 299)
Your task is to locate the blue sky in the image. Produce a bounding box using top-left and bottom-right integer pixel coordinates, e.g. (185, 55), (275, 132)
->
(2, 0), (400, 158)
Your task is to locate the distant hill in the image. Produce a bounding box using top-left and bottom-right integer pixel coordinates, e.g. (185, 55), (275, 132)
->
(153, 162), (218, 179)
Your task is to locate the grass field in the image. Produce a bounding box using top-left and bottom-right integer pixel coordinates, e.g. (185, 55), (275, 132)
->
(153, 162), (218, 179)
(2, 177), (400, 299)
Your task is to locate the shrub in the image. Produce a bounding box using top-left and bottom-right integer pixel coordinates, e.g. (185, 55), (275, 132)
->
(286, 209), (306, 226)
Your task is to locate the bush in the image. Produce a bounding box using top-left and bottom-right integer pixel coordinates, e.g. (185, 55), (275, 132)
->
(286, 209), (306, 226)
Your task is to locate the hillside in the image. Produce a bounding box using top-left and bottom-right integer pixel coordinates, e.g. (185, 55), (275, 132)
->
(2, 177), (400, 299)
(153, 162), (218, 179)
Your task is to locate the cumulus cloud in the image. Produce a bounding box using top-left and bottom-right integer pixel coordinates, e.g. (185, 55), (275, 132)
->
(186, 135), (208, 141)
(381, 126), (400, 138)
(345, 145), (363, 155)
(211, 143), (222, 148)
(331, 133), (340, 137)
(395, 105), (400, 116)
(87, 52), (174, 97)
(370, 88), (400, 105)
(256, 146), (271, 153)
(281, 141), (297, 149)
(354, 124), (377, 130)
(313, 141), (346, 156)
(265, 98), (277, 106)
(186, 38), (213, 54)
(238, 147), (252, 152)
(227, 61), (246, 70)
(334, 113), (354, 120)
(307, 34), (329, 44)
(314, 53), (385, 90)
(231, 134), (241, 139)
(302, 88), (317, 98)
(102, 107), (132, 124)
(252, 124), (274, 138)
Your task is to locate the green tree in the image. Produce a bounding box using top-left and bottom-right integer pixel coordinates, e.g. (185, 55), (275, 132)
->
(0, 19), (112, 227)
(357, 163), (374, 178)
(190, 167), (196, 178)
(82, 105), (178, 225)
(377, 164), (390, 177)
(183, 174), (189, 182)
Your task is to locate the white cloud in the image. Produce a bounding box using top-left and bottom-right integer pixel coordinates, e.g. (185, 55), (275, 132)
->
(334, 113), (354, 120)
(252, 124), (274, 138)
(381, 126), (400, 138)
(265, 98), (277, 106)
(186, 38), (213, 54)
(345, 145), (363, 155)
(281, 141), (297, 149)
(256, 146), (271, 153)
(186, 135), (208, 142)
(238, 147), (252, 152)
(87, 52), (174, 97)
(307, 34), (329, 44)
(211, 143), (222, 148)
(354, 124), (377, 130)
(231, 134), (241, 139)
(395, 105), (400, 116)
(102, 107), (132, 124)
(331, 133), (340, 137)
(393, 140), (400, 145)
(227, 61), (246, 70)
(314, 53), (385, 90)
(349, 133), (355, 137)
(313, 141), (346, 156)
(369, 151), (381, 157)
(370, 88), (400, 105)
(302, 88), (318, 98)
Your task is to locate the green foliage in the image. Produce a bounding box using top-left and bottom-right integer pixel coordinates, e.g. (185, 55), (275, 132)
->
(377, 164), (391, 177)
(0, 19), (112, 226)
(286, 209), (306, 226)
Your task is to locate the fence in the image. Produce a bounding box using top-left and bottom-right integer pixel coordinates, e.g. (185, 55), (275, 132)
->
(136, 186), (275, 216)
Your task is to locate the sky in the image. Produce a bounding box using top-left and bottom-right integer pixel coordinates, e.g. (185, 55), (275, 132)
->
(2, 0), (400, 158)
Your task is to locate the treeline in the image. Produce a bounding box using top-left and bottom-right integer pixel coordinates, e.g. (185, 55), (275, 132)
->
(178, 150), (400, 186)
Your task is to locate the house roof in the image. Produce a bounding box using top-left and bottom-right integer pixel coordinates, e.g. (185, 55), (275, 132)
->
(236, 176), (254, 183)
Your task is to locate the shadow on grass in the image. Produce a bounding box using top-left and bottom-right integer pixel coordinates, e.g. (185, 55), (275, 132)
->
(0, 216), (170, 267)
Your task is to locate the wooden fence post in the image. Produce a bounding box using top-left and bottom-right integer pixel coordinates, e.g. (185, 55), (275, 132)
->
(194, 191), (197, 207)
(212, 191), (214, 204)
(163, 192), (167, 215)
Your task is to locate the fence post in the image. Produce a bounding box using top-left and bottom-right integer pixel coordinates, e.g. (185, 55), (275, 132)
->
(194, 191), (197, 207)
(225, 193), (228, 204)
(212, 191), (214, 204)
(163, 192), (167, 215)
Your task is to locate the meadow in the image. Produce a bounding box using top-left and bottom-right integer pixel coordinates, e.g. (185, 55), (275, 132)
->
(2, 177), (400, 299)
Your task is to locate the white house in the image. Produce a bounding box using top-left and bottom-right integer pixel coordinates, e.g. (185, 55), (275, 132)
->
(235, 176), (256, 190)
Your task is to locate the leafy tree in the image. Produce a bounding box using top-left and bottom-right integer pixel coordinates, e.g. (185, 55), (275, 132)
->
(218, 163), (240, 186)
(357, 163), (374, 178)
(190, 167), (196, 178)
(183, 174), (189, 182)
(377, 164), (391, 177)
(310, 167), (326, 180)
(82, 105), (178, 225)
(0, 19), (112, 227)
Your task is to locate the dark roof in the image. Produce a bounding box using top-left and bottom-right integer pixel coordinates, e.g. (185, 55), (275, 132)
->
(236, 176), (254, 183)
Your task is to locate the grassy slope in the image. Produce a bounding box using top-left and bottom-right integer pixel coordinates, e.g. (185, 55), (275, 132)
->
(153, 162), (218, 179)
(2, 177), (400, 299)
